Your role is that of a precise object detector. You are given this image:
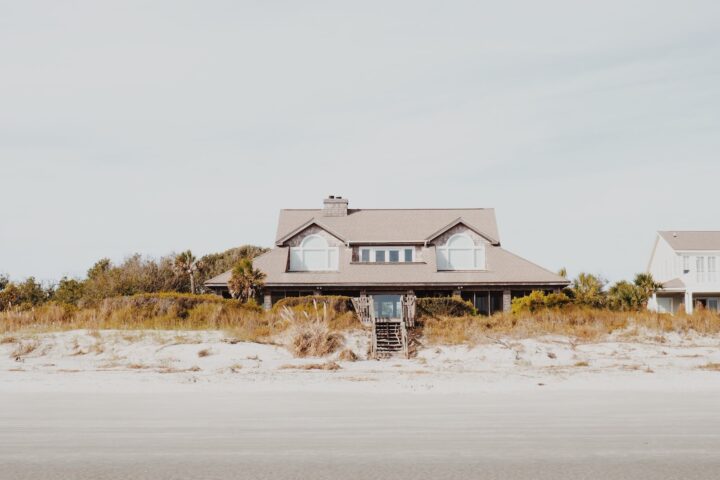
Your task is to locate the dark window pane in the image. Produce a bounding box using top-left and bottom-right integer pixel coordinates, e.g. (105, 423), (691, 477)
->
(361, 249), (370, 262)
(373, 295), (401, 318)
(376, 250), (386, 262)
(404, 249), (413, 262)
(489, 291), (503, 314)
(476, 294), (490, 316)
(389, 250), (399, 262)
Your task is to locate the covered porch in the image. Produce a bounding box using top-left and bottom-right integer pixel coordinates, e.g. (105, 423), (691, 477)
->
(652, 291), (720, 314)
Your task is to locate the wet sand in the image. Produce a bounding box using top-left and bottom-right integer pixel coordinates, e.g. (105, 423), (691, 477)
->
(2, 389), (719, 479)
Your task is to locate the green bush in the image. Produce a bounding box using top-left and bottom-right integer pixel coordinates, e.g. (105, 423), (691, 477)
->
(99, 292), (260, 320)
(417, 296), (476, 318)
(511, 290), (571, 314)
(272, 295), (352, 313)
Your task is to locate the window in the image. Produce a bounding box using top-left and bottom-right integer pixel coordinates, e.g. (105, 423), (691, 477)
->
(709, 257), (717, 282)
(372, 295), (402, 319)
(682, 255), (690, 274)
(289, 235), (339, 271)
(697, 256), (706, 283)
(358, 247), (414, 263)
(436, 234), (485, 270)
(657, 297), (674, 314)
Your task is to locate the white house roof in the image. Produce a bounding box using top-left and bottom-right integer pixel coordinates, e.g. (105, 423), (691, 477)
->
(659, 231), (720, 251)
(661, 278), (686, 290)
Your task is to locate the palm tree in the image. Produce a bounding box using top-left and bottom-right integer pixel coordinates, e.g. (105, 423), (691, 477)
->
(608, 280), (644, 311)
(633, 273), (662, 308)
(228, 258), (266, 302)
(570, 273), (607, 308)
(173, 250), (203, 294)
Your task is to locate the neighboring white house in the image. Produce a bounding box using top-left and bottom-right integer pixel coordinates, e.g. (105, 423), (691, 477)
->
(647, 231), (720, 314)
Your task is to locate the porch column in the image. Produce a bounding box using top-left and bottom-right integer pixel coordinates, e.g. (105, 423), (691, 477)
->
(263, 294), (272, 311)
(685, 290), (693, 314)
(649, 293), (658, 312)
(502, 290), (512, 313)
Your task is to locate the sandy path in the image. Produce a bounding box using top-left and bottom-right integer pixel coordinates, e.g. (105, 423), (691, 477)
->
(2, 389), (720, 480)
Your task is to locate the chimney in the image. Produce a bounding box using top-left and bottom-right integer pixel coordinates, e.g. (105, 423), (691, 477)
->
(322, 195), (348, 217)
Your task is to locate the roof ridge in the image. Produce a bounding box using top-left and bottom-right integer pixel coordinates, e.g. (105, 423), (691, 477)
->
(281, 207), (495, 212)
(659, 230), (720, 233)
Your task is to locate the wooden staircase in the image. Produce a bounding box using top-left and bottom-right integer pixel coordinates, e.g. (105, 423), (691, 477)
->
(352, 295), (415, 359)
(372, 319), (407, 357)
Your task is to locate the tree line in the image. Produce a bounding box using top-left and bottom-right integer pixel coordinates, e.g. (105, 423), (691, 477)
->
(0, 245), (267, 310)
(512, 271), (663, 313)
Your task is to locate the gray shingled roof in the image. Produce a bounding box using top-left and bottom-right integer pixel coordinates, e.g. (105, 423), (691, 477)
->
(206, 244), (568, 287)
(659, 231), (720, 251)
(204, 205), (568, 289)
(275, 208), (500, 245)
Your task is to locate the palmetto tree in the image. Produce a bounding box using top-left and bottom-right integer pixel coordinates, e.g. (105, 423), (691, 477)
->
(570, 272), (607, 308)
(173, 250), (203, 294)
(228, 258), (266, 302)
(633, 273), (662, 304)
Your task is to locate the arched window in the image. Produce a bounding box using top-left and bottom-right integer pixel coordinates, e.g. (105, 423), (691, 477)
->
(436, 233), (485, 270)
(289, 234), (339, 271)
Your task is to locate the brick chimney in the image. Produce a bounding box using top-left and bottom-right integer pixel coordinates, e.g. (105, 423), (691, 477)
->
(322, 195), (348, 217)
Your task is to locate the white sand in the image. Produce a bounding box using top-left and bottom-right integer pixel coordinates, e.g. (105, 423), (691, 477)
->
(2, 328), (719, 394)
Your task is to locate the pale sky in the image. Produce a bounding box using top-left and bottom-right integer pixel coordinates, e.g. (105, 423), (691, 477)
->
(2, 0), (719, 284)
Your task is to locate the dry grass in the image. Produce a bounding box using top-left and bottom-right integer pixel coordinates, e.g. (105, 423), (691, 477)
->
(574, 361), (590, 367)
(337, 348), (358, 362)
(698, 362), (720, 371)
(197, 348), (212, 358)
(289, 321), (343, 358)
(0, 296), (273, 337)
(279, 361), (341, 371)
(422, 308), (720, 345)
(11, 339), (39, 358)
(279, 306), (345, 358)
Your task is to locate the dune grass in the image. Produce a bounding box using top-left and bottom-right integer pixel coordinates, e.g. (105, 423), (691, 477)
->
(421, 307), (720, 345)
(4, 294), (720, 351)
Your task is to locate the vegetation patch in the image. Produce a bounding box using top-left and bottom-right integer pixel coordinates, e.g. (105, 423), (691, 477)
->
(280, 361), (341, 371)
(417, 296), (477, 318)
(289, 320), (344, 358)
(272, 295), (353, 314)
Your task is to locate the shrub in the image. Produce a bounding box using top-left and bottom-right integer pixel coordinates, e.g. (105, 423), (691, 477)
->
(289, 321), (344, 358)
(272, 295), (352, 314)
(417, 296), (476, 318)
(511, 290), (571, 314)
(0, 292), (269, 334)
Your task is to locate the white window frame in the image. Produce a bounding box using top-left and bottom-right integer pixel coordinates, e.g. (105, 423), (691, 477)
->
(709, 257), (717, 283)
(289, 234), (339, 271)
(682, 255), (690, 274)
(358, 246), (415, 263)
(436, 233), (485, 271)
(697, 256), (706, 283)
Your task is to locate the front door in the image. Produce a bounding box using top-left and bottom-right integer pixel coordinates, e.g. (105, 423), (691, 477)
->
(372, 294), (402, 319)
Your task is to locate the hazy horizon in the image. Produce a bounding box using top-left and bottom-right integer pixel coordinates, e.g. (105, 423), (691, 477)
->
(2, 1), (720, 284)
